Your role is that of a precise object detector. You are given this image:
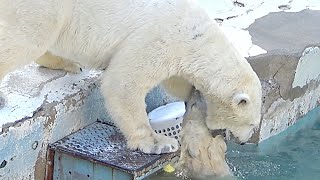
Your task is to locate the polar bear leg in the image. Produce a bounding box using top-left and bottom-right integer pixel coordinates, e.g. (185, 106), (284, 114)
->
(161, 76), (193, 101)
(102, 71), (179, 154)
(0, 1), (67, 81)
(101, 61), (179, 154)
(0, 39), (47, 81)
(36, 51), (82, 73)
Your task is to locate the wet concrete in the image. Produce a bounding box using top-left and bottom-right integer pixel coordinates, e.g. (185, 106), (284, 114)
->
(248, 9), (320, 53)
(246, 9), (320, 141)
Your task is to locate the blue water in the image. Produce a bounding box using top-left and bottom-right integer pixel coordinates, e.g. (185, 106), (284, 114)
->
(151, 106), (320, 180)
(227, 106), (320, 180)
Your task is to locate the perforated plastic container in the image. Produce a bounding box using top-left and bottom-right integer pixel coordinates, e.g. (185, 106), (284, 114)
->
(148, 101), (186, 144)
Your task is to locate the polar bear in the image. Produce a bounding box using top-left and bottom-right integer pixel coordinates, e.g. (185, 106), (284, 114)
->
(176, 89), (232, 178)
(0, 0), (262, 154)
(178, 132), (231, 178)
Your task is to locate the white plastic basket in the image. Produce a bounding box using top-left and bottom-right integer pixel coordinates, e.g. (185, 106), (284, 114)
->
(148, 101), (186, 144)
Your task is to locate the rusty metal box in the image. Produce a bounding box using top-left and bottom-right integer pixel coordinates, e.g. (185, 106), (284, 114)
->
(46, 121), (179, 180)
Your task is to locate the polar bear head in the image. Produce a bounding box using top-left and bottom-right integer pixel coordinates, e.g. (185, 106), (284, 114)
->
(171, 16), (262, 144)
(204, 75), (262, 144)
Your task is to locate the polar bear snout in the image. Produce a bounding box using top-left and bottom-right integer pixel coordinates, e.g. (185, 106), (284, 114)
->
(206, 115), (257, 144)
(232, 126), (255, 144)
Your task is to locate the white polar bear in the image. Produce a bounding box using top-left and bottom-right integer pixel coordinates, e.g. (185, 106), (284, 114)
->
(176, 89), (232, 178)
(0, 0), (262, 154)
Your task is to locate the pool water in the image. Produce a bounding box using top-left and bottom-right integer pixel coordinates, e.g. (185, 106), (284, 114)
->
(150, 107), (320, 180)
(228, 106), (320, 180)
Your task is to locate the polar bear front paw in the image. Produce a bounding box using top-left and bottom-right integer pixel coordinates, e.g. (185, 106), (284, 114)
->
(128, 134), (179, 154)
(36, 52), (83, 74)
(149, 134), (179, 154)
(62, 62), (83, 74)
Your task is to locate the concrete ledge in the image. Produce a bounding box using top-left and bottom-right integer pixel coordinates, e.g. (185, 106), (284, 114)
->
(0, 63), (175, 179)
(0, 63), (107, 131)
(0, 63), (108, 179)
(249, 46), (320, 142)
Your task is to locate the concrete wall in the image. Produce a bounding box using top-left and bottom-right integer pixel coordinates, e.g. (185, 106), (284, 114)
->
(0, 64), (175, 179)
(250, 46), (320, 141)
(0, 64), (104, 179)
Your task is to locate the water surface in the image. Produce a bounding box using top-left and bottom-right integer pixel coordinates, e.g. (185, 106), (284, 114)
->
(150, 107), (320, 180)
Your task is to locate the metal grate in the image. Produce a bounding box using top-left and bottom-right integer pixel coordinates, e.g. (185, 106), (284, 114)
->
(48, 121), (179, 178)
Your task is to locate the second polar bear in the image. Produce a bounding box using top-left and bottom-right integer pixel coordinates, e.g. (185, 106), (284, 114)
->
(176, 89), (232, 178)
(0, 0), (262, 154)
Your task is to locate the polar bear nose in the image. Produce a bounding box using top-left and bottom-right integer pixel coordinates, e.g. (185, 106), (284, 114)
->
(240, 142), (246, 145)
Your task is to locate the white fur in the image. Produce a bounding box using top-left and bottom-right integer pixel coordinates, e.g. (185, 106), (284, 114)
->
(0, 0), (262, 153)
(177, 95), (232, 177)
(178, 132), (231, 178)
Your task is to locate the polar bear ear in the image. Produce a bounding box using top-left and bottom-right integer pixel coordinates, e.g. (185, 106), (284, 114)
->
(233, 93), (250, 106)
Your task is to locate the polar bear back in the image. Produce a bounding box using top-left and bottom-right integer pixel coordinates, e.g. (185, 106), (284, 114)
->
(46, 0), (207, 70)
